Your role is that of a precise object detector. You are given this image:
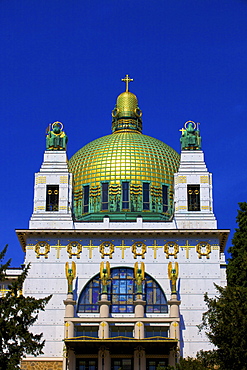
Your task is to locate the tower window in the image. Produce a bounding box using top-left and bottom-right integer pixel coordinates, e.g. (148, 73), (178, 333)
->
(83, 185), (89, 213)
(143, 182), (150, 210)
(122, 182), (129, 210)
(46, 185), (59, 211)
(162, 185), (168, 213)
(187, 185), (200, 211)
(102, 182), (109, 211)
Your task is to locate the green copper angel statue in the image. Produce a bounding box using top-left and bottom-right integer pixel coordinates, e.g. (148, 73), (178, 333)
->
(46, 121), (68, 150)
(180, 121), (201, 150)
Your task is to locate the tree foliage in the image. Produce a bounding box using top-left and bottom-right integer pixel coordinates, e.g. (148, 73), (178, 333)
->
(199, 285), (247, 370)
(198, 202), (247, 370)
(227, 202), (247, 287)
(161, 357), (212, 370)
(174, 357), (211, 370)
(0, 246), (51, 370)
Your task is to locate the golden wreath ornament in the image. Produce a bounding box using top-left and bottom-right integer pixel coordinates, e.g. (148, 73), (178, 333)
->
(100, 241), (115, 259)
(67, 241), (82, 259)
(164, 242), (179, 259)
(196, 241), (211, 259)
(35, 241), (50, 259)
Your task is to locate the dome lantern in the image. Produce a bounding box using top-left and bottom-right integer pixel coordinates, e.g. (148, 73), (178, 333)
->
(111, 75), (143, 133)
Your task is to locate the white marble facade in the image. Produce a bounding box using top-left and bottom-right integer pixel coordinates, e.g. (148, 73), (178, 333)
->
(16, 147), (229, 369)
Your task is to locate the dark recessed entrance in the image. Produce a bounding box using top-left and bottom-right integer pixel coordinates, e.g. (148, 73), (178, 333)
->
(146, 359), (168, 370)
(111, 358), (132, 370)
(76, 359), (98, 370)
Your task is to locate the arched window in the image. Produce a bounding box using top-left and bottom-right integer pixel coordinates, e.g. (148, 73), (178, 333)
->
(77, 267), (168, 314)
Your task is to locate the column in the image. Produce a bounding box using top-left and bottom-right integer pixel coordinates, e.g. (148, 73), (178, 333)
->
(134, 347), (146, 370)
(99, 321), (109, 339)
(63, 293), (76, 370)
(134, 322), (144, 339)
(168, 293), (180, 367)
(98, 347), (110, 370)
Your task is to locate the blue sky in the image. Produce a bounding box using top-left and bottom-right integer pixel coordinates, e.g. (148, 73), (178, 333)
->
(0, 0), (246, 266)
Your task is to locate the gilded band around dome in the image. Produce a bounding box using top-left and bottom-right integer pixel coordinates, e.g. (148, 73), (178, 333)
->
(68, 76), (180, 221)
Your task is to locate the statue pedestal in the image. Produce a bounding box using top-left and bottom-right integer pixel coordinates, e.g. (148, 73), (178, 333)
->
(64, 293), (76, 318)
(99, 294), (111, 318)
(134, 296), (146, 318)
(168, 293), (181, 318)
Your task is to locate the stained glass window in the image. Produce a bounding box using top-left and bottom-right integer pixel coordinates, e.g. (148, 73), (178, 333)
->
(77, 268), (168, 314)
(77, 278), (100, 313)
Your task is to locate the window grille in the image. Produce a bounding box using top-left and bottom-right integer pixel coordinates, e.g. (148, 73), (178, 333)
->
(46, 185), (59, 211)
(187, 184), (200, 211)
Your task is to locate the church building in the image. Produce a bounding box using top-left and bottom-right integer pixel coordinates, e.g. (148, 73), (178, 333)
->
(17, 76), (229, 370)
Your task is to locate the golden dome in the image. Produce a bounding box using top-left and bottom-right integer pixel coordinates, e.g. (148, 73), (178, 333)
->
(69, 130), (179, 188)
(68, 130), (179, 220)
(68, 75), (180, 221)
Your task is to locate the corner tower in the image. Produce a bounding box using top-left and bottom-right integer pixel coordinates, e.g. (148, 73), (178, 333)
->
(173, 121), (217, 229)
(29, 121), (73, 229)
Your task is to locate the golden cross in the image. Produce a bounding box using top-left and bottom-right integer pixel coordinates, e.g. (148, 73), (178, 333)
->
(85, 240), (98, 259)
(121, 74), (133, 92)
(172, 322), (179, 339)
(65, 322), (70, 338)
(136, 322), (143, 339)
(179, 128), (186, 134)
(101, 322), (107, 339)
(116, 240), (128, 259)
(181, 240), (196, 259)
(50, 240), (66, 259)
(151, 240), (161, 259)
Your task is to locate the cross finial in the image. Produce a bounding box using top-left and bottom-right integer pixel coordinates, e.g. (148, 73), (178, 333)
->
(121, 74), (133, 92)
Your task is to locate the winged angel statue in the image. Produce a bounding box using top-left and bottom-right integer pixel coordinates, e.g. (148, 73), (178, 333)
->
(65, 261), (76, 294)
(168, 262), (179, 294)
(134, 262), (145, 294)
(100, 261), (111, 294)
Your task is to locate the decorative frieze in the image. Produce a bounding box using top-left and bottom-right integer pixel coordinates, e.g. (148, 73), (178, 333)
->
(31, 238), (215, 260)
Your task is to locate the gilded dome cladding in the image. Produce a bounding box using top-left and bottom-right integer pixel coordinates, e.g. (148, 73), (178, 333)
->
(117, 91), (138, 113)
(68, 75), (180, 221)
(68, 131), (180, 191)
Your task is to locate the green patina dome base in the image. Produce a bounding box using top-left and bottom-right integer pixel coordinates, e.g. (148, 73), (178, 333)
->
(77, 211), (173, 222)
